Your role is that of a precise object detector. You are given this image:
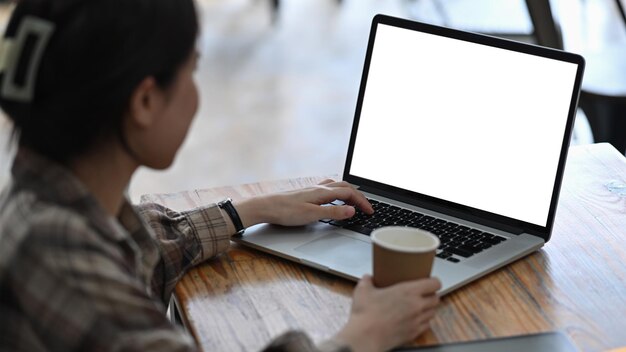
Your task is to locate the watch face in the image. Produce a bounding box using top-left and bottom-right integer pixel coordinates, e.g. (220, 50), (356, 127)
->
(218, 198), (231, 207)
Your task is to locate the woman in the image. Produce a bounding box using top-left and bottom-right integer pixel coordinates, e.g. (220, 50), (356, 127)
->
(0, 0), (441, 351)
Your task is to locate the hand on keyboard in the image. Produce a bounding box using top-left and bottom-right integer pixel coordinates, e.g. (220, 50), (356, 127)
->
(234, 179), (374, 227)
(321, 198), (507, 263)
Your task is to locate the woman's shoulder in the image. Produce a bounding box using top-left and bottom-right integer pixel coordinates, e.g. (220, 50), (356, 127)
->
(2, 184), (90, 231)
(0, 185), (109, 266)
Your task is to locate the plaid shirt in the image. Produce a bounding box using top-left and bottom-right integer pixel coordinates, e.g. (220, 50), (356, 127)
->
(0, 149), (349, 352)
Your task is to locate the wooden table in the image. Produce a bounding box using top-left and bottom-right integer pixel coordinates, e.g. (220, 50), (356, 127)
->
(141, 143), (626, 352)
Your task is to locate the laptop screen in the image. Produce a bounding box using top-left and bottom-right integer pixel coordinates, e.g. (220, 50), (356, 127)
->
(348, 22), (580, 228)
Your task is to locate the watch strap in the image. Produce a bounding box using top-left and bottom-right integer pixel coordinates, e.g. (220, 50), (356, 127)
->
(218, 198), (245, 235)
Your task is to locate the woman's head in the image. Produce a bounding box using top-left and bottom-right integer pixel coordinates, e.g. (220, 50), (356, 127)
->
(0, 0), (199, 166)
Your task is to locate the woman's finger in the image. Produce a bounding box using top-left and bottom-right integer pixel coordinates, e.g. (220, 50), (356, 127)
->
(322, 180), (357, 189)
(319, 204), (356, 220)
(393, 277), (442, 296)
(383, 277), (441, 299)
(318, 178), (336, 185)
(413, 307), (438, 325)
(413, 321), (433, 338)
(319, 186), (373, 214)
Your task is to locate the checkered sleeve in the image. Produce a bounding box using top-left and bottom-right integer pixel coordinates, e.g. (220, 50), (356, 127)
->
(4, 211), (198, 351)
(135, 203), (231, 305)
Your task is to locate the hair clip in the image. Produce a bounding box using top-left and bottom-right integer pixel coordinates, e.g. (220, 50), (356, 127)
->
(0, 39), (15, 74)
(0, 16), (55, 103)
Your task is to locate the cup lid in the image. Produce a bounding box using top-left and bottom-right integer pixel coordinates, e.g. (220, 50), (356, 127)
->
(371, 226), (440, 253)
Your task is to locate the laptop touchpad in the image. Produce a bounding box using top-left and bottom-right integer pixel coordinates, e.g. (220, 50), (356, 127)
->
(294, 232), (371, 270)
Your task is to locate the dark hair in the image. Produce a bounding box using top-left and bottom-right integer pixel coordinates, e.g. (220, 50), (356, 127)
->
(0, 0), (199, 163)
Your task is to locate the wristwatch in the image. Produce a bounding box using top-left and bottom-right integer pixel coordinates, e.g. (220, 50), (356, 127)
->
(218, 198), (245, 236)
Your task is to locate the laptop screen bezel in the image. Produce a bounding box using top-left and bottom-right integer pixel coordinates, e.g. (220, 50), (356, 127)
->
(342, 14), (585, 242)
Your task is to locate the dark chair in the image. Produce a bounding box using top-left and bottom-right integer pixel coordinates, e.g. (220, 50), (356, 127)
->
(616, 0), (626, 29)
(526, 0), (626, 153)
(270, 0), (343, 22)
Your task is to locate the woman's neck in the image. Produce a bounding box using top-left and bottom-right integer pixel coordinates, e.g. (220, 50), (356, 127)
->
(68, 143), (138, 217)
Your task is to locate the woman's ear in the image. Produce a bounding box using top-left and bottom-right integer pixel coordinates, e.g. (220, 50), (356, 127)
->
(127, 77), (163, 129)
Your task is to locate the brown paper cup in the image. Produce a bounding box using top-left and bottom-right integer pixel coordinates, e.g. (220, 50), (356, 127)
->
(372, 226), (440, 288)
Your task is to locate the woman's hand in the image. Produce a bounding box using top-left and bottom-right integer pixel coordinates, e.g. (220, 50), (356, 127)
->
(334, 276), (442, 352)
(234, 179), (374, 228)
(232, 180), (440, 351)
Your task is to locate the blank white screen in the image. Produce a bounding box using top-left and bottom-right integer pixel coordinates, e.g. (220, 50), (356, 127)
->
(350, 24), (578, 227)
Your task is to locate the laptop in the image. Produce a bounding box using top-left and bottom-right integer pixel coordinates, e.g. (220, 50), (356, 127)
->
(233, 14), (585, 295)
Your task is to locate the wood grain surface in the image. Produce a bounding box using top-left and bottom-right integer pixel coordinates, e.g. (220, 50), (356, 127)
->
(141, 143), (626, 352)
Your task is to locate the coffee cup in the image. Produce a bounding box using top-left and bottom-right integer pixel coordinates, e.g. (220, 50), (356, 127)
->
(371, 226), (440, 287)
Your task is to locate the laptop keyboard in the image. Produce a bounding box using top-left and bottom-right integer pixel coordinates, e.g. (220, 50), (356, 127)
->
(320, 198), (508, 263)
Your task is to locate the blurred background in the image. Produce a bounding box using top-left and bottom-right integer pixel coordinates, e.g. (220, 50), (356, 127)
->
(0, 0), (625, 203)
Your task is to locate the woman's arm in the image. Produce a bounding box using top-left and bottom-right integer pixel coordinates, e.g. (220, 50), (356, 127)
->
(135, 179), (373, 302)
(134, 202), (231, 304)
(234, 180), (374, 229)
(135, 180), (440, 352)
